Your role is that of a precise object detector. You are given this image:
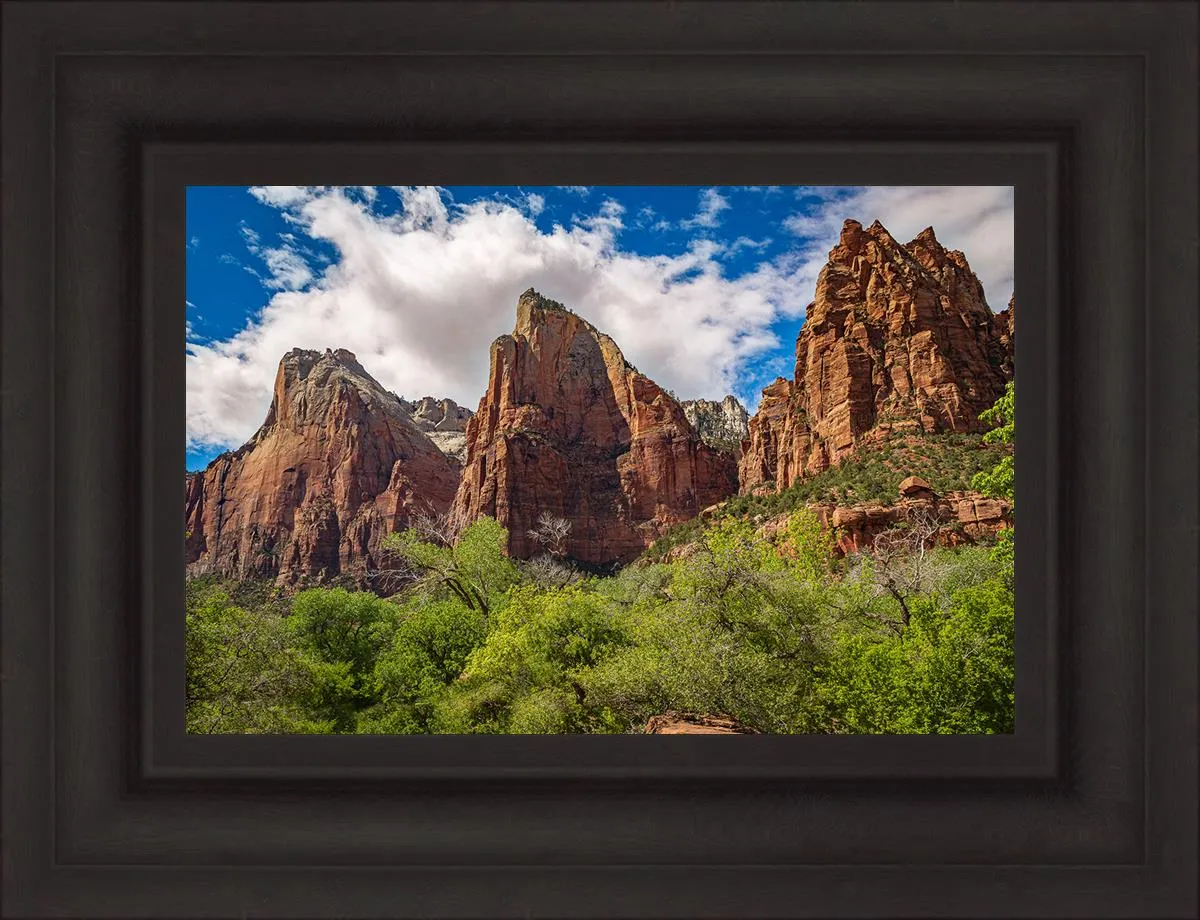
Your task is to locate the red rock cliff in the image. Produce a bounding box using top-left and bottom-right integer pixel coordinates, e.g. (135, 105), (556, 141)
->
(185, 348), (461, 587)
(452, 289), (739, 565)
(740, 219), (1014, 493)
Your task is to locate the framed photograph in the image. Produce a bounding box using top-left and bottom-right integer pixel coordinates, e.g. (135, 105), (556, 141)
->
(3, 2), (1196, 918)
(182, 182), (1017, 738)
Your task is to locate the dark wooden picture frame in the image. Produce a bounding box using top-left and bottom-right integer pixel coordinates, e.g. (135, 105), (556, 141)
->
(2, 2), (1196, 917)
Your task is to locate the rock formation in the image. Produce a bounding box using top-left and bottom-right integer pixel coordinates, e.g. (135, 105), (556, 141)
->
(397, 395), (473, 462)
(644, 712), (757, 734)
(739, 219), (1014, 493)
(995, 293), (1016, 378)
(681, 395), (750, 454)
(757, 482), (1012, 557)
(185, 348), (461, 587)
(452, 289), (739, 565)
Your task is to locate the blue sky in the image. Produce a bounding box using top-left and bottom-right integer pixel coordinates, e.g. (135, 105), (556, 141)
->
(186, 185), (1014, 471)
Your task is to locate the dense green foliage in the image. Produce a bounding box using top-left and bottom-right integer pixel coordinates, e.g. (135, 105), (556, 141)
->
(186, 400), (1016, 736)
(971, 381), (1015, 576)
(645, 431), (1010, 562)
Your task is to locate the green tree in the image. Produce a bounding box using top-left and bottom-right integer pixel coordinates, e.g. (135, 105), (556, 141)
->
(584, 521), (840, 733)
(358, 599), (487, 734)
(440, 584), (629, 734)
(971, 381), (1015, 578)
(971, 381), (1014, 502)
(385, 516), (519, 616)
(782, 507), (837, 582)
(813, 577), (1015, 734)
(287, 587), (399, 731)
(185, 584), (330, 734)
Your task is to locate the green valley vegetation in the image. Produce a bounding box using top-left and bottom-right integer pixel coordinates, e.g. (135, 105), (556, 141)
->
(186, 385), (1016, 735)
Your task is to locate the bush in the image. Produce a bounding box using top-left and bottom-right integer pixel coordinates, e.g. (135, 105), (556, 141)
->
(185, 583), (331, 734)
(358, 599), (487, 734)
(440, 584), (629, 733)
(287, 588), (400, 731)
(186, 457), (1016, 737)
(812, 578), (1015, 734)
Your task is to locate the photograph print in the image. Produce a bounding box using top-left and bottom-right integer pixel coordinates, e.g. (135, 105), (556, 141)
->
(184, 184), (1016, 736)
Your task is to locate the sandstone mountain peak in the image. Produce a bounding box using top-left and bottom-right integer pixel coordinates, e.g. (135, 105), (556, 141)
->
(454, 295), (738, 564)
(397, 395), (473, 462)
(187, 349), (460, 588)
(681, 395), (750, 455)
(912, 225), (939, 245)
(740, 219), (1014, 493)
(282, 346), (368, 376)
(515, 287), (574, 333)
(258, 345), (402, 439)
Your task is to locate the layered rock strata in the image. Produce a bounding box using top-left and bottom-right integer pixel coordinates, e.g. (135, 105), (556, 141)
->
(740, 219), (1014, 493)
(451, 289), (739, 565)
(397, 395), (473, 462)
(681, 395), (750, 455)
(185, 348), (460, 587)
(754, 483), (1012, 558)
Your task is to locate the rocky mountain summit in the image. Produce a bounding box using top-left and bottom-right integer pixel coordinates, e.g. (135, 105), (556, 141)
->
(452, 289), (740, 565)
(396, 395), (472, 461)
(186, 220), (1014, 583)
(681, 395), (750, 454)
(185, 348), (460, 587)
(739, 219), (1014, 493)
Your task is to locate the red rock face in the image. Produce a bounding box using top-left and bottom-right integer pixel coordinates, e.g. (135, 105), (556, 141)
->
(452, 289), (739, 565)
(757, 488), (1012, 557)
(740, 219), (1014, 493)
(185, 348), (461, 587)
(644, 712), (756, 734)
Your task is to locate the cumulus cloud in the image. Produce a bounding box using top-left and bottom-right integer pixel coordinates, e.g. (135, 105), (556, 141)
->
(186, 185), (1013, 454)
(186, 187), (809, 452)
(782, 185), (1014, 312)
(556, 186), (591, 196)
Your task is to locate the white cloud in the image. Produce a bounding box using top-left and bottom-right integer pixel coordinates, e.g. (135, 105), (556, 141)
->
(249, 186), (322, 208)
(556, 186), (591, 196)
(237, 218), (314, 291)
(782, 185), (1014, 312)
(721, 237), (773, 258)
(187, 186), (1015, 453)
(680, 187), (731, 230)
(186, 187), (808, 452)
(390, 186), (450, 232)
(524, 193), (545, 216)
(260, 247), (313, 291)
